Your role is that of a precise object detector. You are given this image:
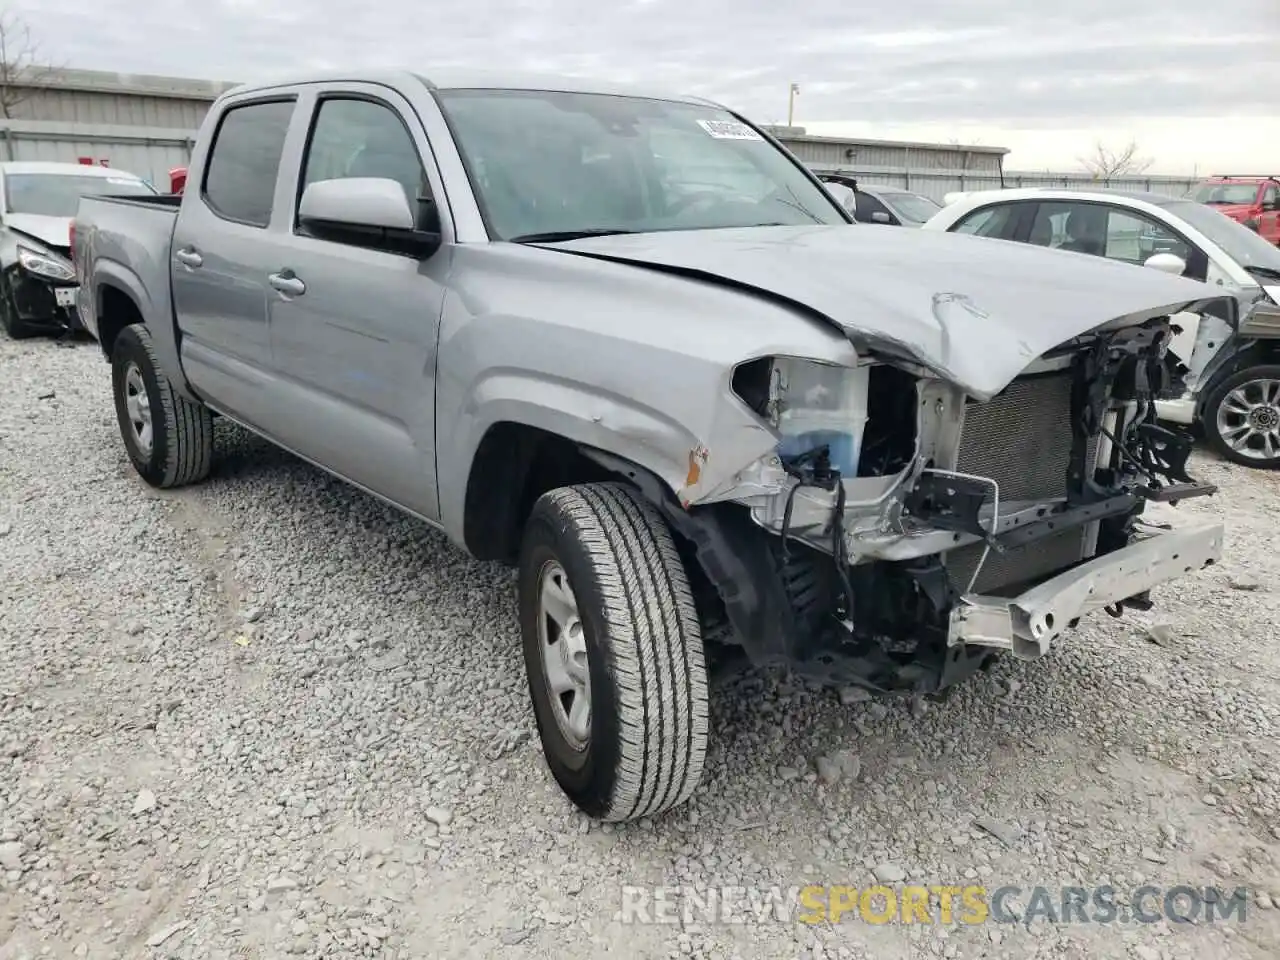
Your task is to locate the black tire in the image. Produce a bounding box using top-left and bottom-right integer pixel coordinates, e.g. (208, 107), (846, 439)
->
(1201, 363), (1280, 469)
(111, 324), (215, 487)
(0, 276), (37, 340)
(518, 482), (709, 822)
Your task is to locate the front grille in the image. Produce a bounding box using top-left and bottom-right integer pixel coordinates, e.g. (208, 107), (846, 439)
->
(943, 371), (1096, 594)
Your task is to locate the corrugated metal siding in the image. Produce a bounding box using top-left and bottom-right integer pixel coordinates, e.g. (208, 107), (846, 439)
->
(781, 137), (1004, 176)
(10, 88), (213, 130)
(0, 123), (194, 187)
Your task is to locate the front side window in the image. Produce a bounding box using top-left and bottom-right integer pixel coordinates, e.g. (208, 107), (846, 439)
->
(1263, 185), (1279, 208)
(300, 97), (426, 211)
(952, 204), (1017, 239)
(3, 173), (155, 217)
(1026, 202), (1190, 266)
(1103, 209), (1190, 266)
(434, 88), (846, 240)
(202, 99), (296, 227)
(855, 193), (893, 223)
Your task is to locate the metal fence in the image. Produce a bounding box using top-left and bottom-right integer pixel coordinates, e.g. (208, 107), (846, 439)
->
(803, 164), (1200, 202)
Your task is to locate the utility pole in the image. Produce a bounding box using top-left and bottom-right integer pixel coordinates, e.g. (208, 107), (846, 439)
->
(787, 83), (799, 127)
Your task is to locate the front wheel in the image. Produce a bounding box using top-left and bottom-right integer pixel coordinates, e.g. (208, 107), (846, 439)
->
(1202, 364), (1280, 468)
(111, 324), (215, 487)
(0, 276), (37, 340)
(518, 482), (709, 822)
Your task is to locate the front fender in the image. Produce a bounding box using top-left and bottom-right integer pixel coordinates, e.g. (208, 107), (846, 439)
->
(431, 244), (861, 545)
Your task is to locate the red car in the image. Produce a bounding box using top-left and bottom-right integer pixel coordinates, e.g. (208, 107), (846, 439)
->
(1190, 175), (1280, 245)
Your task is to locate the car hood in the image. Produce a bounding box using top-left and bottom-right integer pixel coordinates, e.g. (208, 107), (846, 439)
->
(4, 213), (72, 252)
(1205, 203), (1254, 220)
(537, 224), (1229, 400)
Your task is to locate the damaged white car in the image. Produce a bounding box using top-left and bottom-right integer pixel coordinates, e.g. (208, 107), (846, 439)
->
(72, 71), (1229, 822)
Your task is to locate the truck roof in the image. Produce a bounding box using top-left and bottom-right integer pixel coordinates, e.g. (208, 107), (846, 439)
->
(1203, 175), (1279, 183)
(0, 161), (144, 178)
(222, 68), (721, 109)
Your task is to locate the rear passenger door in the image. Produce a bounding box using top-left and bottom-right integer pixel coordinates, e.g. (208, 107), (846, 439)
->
(260, 85), (452, 521)
(172, 95), (300, 427)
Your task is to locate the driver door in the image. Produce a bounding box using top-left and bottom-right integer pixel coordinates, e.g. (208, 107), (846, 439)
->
(262, 86), (451, 521)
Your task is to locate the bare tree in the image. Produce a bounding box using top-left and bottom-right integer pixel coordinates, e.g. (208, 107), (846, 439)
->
(0, 9), (57, 119)
(1078, 139), (1154, 181)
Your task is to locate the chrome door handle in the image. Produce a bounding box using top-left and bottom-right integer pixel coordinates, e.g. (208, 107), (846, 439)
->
(175, 248), (203, 268)
(268, 272), (306, 297)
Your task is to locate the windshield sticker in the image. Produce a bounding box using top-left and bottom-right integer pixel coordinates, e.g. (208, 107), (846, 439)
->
(696, 119), (764, 141)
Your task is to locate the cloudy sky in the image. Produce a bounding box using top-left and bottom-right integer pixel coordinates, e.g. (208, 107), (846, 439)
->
(8, 0), (1279, 174)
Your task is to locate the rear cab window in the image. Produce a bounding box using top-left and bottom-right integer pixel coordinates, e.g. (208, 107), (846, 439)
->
(202, 99), (297, 227)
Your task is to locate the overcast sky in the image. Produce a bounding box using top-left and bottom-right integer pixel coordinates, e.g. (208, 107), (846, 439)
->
(8, 0), (1280, 174)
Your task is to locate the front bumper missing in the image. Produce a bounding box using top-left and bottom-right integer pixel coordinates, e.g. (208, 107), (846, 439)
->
(948, 520), (1223, 660)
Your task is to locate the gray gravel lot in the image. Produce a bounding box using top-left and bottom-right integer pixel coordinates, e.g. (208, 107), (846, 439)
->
(3, 333), (1280, 960)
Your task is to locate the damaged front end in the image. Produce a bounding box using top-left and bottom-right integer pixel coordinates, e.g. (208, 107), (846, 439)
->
(617, 314), (1225, 695)
(2, 243), (79, 335)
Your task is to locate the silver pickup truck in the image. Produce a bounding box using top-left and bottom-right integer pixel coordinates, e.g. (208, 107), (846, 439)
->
(73, 69), (1229, 823)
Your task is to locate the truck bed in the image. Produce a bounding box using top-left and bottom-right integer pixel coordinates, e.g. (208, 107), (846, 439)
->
(74, 193), (185, 393)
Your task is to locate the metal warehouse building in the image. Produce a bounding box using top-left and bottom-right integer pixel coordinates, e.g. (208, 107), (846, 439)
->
(768, 125), (1197, 200)
(0, 67), (236, 187)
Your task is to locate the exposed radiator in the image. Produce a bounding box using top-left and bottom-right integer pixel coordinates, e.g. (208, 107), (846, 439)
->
(943, 371), (1097, 595)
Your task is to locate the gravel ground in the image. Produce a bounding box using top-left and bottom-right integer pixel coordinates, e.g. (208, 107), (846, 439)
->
(3, 333), (1280, 960)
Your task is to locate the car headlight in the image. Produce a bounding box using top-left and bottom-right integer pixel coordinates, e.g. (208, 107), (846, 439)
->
(17, 246), (75, 282)
(732, 356), (871, 477)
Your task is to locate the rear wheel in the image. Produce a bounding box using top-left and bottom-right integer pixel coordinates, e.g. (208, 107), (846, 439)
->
(110, 324), (215, 487)
(1202, 364), (1280, 469)
(518, 482), (709, 822)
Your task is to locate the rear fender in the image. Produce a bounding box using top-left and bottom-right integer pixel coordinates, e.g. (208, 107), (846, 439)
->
(92, 258), (195, 401)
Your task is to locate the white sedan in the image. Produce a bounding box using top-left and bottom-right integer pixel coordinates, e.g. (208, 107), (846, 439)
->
(923, 187), (1280, 468)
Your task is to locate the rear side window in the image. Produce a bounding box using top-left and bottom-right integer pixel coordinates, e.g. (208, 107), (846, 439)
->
(203, 99), (296, 227)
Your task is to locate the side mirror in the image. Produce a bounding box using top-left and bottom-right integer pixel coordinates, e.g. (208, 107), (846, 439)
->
(300, 177), (414, 229)
(298, 177), (440, 256)
(871, 211), (892, 224)
(1143, 252), (1186, 276)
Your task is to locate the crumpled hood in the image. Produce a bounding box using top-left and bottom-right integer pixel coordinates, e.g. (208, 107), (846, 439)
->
(540, 224), (1231, 399)
(4, 213), (72, 253)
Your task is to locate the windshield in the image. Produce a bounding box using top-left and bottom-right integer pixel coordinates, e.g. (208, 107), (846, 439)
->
(1192, 182), (1260, 206)
(882, 192), (942, 223)
(3, 173), (156, 217)
(1164, 199), (1280, 272)
(433, 89), (848, 240)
